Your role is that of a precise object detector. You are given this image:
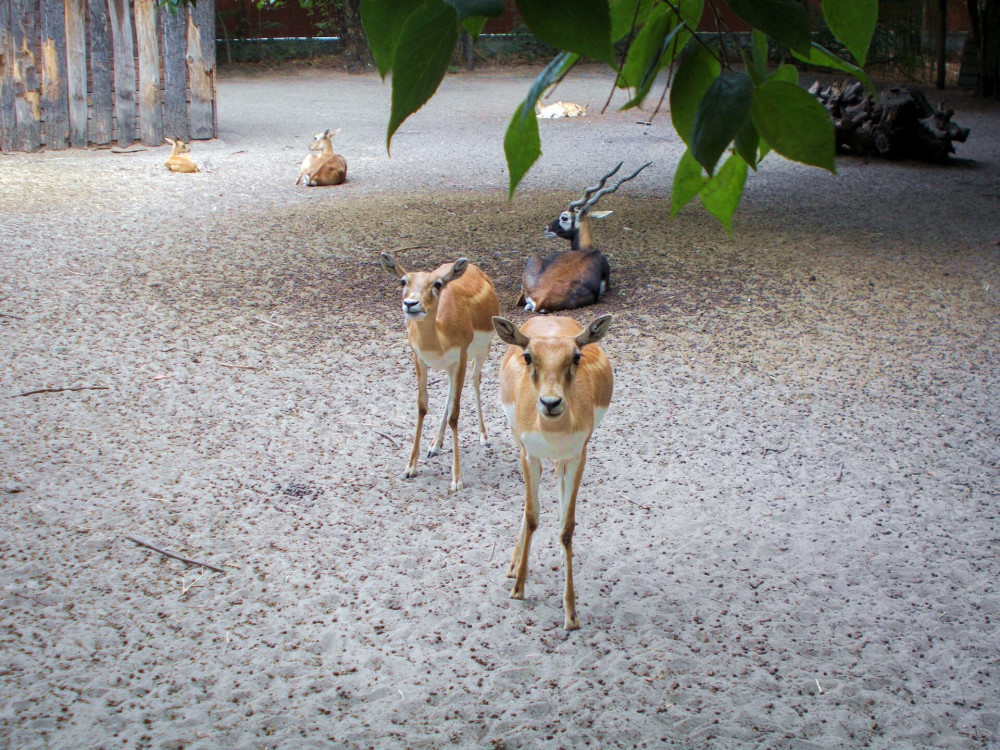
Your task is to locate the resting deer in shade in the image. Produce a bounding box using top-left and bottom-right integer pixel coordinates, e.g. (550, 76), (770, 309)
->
(164, 138), (199, 173)
(381, 253), (499, 492)
(296, 128), (347, 186)
(518, 161), (652, 314)
(492, 313), (614, 630)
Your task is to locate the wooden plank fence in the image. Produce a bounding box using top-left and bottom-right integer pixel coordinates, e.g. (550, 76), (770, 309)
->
(0, 0), (215, 153)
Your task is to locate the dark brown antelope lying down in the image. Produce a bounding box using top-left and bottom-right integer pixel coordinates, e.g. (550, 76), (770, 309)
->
(518, 161), (651, 314)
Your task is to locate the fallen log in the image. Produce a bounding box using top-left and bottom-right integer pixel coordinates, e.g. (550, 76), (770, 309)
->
(810, 81), (970, 163)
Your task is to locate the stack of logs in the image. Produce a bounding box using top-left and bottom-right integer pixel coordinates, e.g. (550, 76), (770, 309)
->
(809, 81), (970, 163)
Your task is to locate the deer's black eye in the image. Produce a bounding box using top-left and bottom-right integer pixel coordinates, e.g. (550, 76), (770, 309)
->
(399, 278), (406, 287)
(433, 280), (443, 290)
(523, 352), (532, 366)
(572, 351), (581, 365)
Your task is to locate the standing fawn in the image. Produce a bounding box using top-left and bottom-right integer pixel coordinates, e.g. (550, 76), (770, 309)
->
(492, 313), (614, 630)
(164, 138), (199, 173)
(518, 161), (651, 313)
(381, 253), (499, 492)
(296, 128), (347, 186)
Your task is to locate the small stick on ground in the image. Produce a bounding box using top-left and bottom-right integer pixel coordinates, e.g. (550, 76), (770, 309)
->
(0, 312), (25, 320)
(218, 362), (261, 370)
(14, 385), (110, 398)
(124, 535), (226, 574)
(618, 491), (651, 511)
(373, 430), (400, 449)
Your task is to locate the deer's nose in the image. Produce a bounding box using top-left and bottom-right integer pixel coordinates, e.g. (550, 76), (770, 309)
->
(539, 396), (563, 416)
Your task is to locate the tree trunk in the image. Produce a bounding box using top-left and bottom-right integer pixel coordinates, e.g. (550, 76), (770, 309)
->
(968, 0), (1000, 98)
(936, 0), (947, 89)
(339, 0), (373, 71)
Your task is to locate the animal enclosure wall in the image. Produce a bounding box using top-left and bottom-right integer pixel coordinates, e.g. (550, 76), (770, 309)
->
(0, 0), (216, 153)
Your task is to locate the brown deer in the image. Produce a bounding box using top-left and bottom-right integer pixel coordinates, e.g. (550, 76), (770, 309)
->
(164, 138), (199, 173)
(492, 313), (614, 630)
(296, 128), (347, 186)
(518, 161), (651, 314)
(381, 253), (499, 492)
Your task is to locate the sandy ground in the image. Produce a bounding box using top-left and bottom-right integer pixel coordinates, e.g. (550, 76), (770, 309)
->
(1, 65), (999, 749)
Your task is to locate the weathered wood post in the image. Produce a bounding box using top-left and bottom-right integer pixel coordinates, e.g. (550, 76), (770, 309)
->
(64, 0), (88, 148)
(88, 0), (113, 145)
(134, 0), (163, 145)
(108, 0), (136, 146)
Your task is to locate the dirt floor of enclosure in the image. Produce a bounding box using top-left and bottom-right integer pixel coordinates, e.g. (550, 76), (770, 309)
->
(2, 66), (1000, 749)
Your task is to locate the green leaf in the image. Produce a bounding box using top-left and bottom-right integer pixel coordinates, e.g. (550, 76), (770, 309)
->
(619, 4), (676, 90)
(515, 0), (616, 65)
(699, 152), (748, 235)
(504, 102), (541, 198)
(691, 71), (753, 175)
(748, 29), (768, 83)
(444, 0), (503, 21)
(791, 43), (876, 95)
(462, 16), (488, 40)
(610, 0), (655, 42)
(727, 0), (812, 56)
(822, 0), (877, 66)
(670, 42), (721, 146)
(387, 1), (459, 152)
(770, 62), (798, 85)
(751, 80), (836, 173)
(734, 116), (759, 170)
(360, 0), (423, 79)
(519, 51), (580, 127)
(671, 148), (707, 217)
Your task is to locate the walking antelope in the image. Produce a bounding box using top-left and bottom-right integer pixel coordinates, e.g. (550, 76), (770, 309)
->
(492, 313), (614, 630)
(164, 138), (199, 173)
(381, 253), (499, 492)
(518, 161), (651, 314)
(296, 128), (347, 186)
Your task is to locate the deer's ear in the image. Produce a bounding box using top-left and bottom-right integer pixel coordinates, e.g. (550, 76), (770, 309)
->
(441, 258), (468, 283)
(380, 253), (405, 277)
(576, 315), (613, 347)
(589, 210), (614, 221)
(493, 317), (529, 349)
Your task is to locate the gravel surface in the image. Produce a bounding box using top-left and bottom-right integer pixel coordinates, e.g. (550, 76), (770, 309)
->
(2, 65), (999, 749)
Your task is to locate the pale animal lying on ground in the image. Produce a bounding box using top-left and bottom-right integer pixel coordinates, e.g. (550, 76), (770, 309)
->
(518, 161), (651, 314)
(536, 101), (588, 119)
(296, 128), (347, 186)
(164, 138), (199, 173)
(380, 253), (499, 492)
(492, 313), (614, 630)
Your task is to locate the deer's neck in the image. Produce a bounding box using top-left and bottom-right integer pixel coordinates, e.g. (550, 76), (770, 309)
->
(574, 214), (594, 251)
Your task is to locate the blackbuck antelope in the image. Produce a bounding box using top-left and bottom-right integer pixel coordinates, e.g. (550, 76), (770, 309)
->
(492, 313), (614, 630)
(296, 128), (347, 186)
(381, 253), (499, 492)
(164, 138), (199, 173)
(518, 161), (652, 314)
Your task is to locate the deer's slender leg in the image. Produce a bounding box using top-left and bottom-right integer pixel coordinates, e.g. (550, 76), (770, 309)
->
(557, 450), (586, 630)
(405, 354), (428, 479)
(446, 351), (468, 492)
(511, 449), (541, 600)
(471, 352), (487, 445)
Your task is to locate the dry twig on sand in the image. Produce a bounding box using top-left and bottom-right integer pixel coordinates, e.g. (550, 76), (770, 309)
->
(14, 384), (109, 397)
(124, 535), (226, 574)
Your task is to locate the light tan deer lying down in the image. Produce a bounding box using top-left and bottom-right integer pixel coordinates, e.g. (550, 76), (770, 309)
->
(492, 313), (614, 630)
(296, 128), (347, 186)
(164, 138), (199, 173)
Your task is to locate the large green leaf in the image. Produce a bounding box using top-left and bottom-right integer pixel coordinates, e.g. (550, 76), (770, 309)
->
(619, 4), (677, 90)
(516, 0), (615, 65)
(727, 0), (812, 56)
(745, 29), (768, 84)
(822, 0), (877, 67)
(751, 80), (836, 173)
(504, 102), (542, 198)
(670, 42), (721, 146)
(791, 43), (876, 95)
(462, 16), (488, 40)
(360, 0), (424, 79)
(387, 1), (459, 152)
(519, 51), (580, 126)
(691, 71), (753, 175)
(670, 148), (707, 217)
(610, 0), (656, 42)
(699, 152), (748, 235)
